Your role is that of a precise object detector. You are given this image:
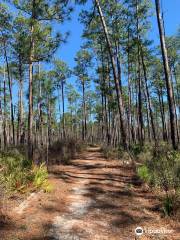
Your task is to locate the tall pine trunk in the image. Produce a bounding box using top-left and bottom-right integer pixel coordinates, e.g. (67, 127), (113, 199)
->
(3, 66), (7, 148)
(17, 57), (24, 145)
(28, 60), (33, 159)
(4, 42), (15, 145)
(61, 80), (65, 138)
(155, 0), (177, 149)
(95, 0), (128, 149)
(82, 80), (87, 141)
(140, 47), (157, 143)
(136, 0), (144, 145)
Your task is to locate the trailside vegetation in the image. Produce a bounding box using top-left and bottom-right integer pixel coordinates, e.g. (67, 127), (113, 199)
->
(0, 0), (179, 217)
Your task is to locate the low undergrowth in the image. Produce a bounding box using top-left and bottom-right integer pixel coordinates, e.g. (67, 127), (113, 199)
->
(0, 139), (86, 193)
(101, 145), (132, 163)
(101, 142), (180, 217)
(136, 143), (180, 217)
(0, 148), (51, 194)
(49, 138), (87, 165)
(101, 146), (119, 159)
(32, 163), (53, 192)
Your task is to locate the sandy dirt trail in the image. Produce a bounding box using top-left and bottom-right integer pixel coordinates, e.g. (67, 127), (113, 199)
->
(1, 147), (179, 240)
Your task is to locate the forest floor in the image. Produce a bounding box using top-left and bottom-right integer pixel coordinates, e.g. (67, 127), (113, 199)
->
(0, 147), (179, 240)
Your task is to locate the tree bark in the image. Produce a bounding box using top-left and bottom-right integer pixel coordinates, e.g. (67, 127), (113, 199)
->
(61, 80), (66, 138)
(4, 42), (15, 145)
(3, 66), (7, 148)
(95, 0), (128, 149)
(28, 59), (33, 159)
(17, 56), (24, 145)
(155, 0), (177, 149)
(28, 0), (36, 160)
(82, 80), (87, 141)
(136, 0), (144, 145)
(157, 87), (167, 141)
(140, 47), (157, 143)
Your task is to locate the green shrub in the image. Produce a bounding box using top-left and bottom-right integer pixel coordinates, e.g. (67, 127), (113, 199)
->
(147, 151), (180, 191)
(0, 149), (52, 193)
(0, 149), (30, 191)
(136, 148), (180, 216)
(131, 144), (143, 157)
(163, 195), (174, 216)
(131, 143), (153, 162)
(32, 163), (48, 188)
(101, 146), (119, 159)
(137, 165), (151, 183)
(32, 163), (52, 192)
(0, 149), (30, 173)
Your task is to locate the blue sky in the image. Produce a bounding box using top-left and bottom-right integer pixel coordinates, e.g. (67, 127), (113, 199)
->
(52, 0), (180, 112)
(57, 0), (180, 70)
(54, 1), (91, 70)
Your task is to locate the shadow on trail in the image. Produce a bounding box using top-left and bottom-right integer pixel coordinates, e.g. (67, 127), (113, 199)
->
(49, 148), (158, 231)
(0, 148), (170, 240)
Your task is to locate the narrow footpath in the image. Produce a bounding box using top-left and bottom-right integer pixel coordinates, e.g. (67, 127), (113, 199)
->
(1, 147), (179, 240)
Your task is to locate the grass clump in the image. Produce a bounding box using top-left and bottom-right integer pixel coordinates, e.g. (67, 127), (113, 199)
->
(32, 163), (52, 193)
(163, 195), (174, 216)
(137, 165), (151, 183)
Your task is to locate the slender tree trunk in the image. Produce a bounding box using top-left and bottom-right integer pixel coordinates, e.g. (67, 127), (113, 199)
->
(171, 73), (180, 143)
(101, 90), (104, 141)
(107, 61), (112, 143)
(144, 89), (151, 142)
(82, 80), (87, 140)
(115, 42), (122, 92)
(40, 73), (44, 147)
(173, 65), (180, 114)
(28, 60), (33, 159)
(28, 0), (36, 160)
(157, 87), (167, 141)
(61, 80), (65, 138)
(3, 65), (7, 148)
(47, 97), (52, 146)
(37, 62), (42, 147)
(95, 0), (128, 149)
(136, 0), (144, 145)
(173, 66), (180, 142)
(58, 85), (61, 139)
(3, 42), (15, 145)
(70, 105), (73, 137)
(127, 26), (133, 145)
(155, 0), (177, 149)
(100, 44), (110, 143)
(17, 57), (24, 145)
(140, 47), (157, 143)
(0, 72), (2, 149)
